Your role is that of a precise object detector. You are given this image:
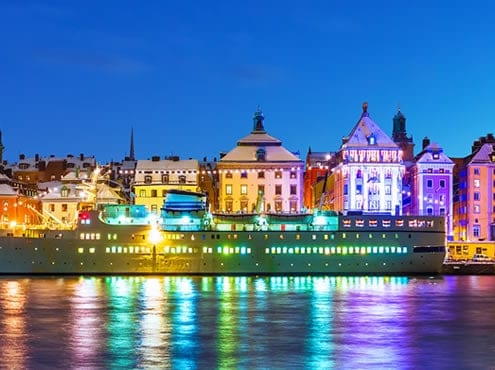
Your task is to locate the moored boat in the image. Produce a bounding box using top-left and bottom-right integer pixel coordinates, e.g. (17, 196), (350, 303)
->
(0, 190), (446, 275)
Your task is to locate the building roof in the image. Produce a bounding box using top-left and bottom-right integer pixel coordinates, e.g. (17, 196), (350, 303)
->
(469, 143), (495, 164)
(0, 183), (17, 196)
(416, 143), (454, 165)
(135, 159), (199, 171)
(220, 108), (302, 163)
(341, 102), (399, 150)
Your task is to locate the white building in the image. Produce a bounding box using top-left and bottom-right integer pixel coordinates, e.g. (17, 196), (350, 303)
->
(332, 103), (405, 214)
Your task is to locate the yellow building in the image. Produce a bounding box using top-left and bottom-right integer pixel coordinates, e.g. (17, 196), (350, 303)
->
(133, 156), (200, 214)
(217, 108), (304, 213)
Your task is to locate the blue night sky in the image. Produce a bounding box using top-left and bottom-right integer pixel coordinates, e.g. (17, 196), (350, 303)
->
(1, 0), (494, 164)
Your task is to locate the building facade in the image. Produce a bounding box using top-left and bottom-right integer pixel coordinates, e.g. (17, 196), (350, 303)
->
(217, 108), (304, 213)
(133, 157), (200, 214)
(330, 103), (404, 214)
(409, 141), (454, 238)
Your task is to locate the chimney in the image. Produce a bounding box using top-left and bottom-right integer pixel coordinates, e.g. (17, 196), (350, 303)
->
(19, 154), (25, 160)
(80, 153), (84, 161)
(151, 155), (160, 162)
(35, 153), (39, 162)
(422, 137), (430, 150)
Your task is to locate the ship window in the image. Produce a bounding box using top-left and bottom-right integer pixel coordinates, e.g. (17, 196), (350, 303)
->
(382, 233), (386, 239)
(312, 234), (316, 240)
(395, 233), (399, 239)
(342, 233), (346, 239)
(96, 233), (100, 240)
(369, 233), (373, 239)
(324, 234), (328, 240)
(78, 247), (84, 254)
(324, 247), (330, 255)
(356, 234), (360, 239)
(296, 234), (301, 240)
(265, 247), (270, 254)
(279, 234), (284, 240)
(264, 234), (269, 240)
(80, 233), (85, 240)
(89, 248), (95, 253)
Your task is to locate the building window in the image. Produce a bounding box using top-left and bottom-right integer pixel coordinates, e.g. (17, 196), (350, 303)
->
(240, 200), (248, 212)
(240, 185), (248, 195)
(275, 171), (282, 179)
(427, 207), (433, 215)
(439, 208), (446, 215)
(344, 184), (348, 195)
(275, 200), (282, 212)
(179, 175), (186, 184)
(474, 179), (480, 188)
(474, 192), (480, 201)
(144, 175), (152, 184)
(151, 205), (157, 214)
(241, 171), (248, 179)
(226, 185), (232, 195)
(290, 200), (297, 212)
(474, 168), (480, 175)
(139, 190), (146, 197)
(356, 184), (362, 195)
(162, 190), (167, 197)
(162, 174), (169, 184)
(385, 185), (391, 195)
(225, 200), (233, 212)
(62, 204), (68, 212)
(258, 171), (265, 179)
(473, 225), (480, 238)
(226, 172), (232, 179)
(50, 204), (55, 212)
(439, 180), (445, 188)
(275, 185), (282, 195)
(474, 205), (480, 213)
(290, 185), (297, 195)
(256, 148), (266, 161)
(290, 171), (297, 179)
(427, 179), (433, 188)
(151, 189), (157, 197)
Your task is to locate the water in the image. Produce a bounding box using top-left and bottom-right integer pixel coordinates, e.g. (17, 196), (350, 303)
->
(1, 275), (494, 370)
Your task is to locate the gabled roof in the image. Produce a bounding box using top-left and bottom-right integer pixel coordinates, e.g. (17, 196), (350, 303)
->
(342, 103), (398, 150)
(416, 143), (454, 165)
(469, 143), (495, 164)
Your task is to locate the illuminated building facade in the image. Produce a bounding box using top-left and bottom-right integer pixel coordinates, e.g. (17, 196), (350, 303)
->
(409, 141), (454, 238)
(452, 134), (495, 241)
(331, 103), (404, 214)
(303, 149), (335, 210)
(133, 157), (200, 214)
(0, 173), (41, 228)
(217, 108), (304, 213)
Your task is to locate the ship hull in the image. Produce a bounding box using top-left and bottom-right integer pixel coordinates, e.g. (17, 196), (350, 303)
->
(0, 230), (445, 275)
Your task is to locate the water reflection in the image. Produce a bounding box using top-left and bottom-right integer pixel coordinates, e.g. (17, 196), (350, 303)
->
(1, 275), (495, 369)
(0, 280), (27, 370)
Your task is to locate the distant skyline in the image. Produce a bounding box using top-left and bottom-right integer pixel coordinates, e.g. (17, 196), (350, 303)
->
(2, 1), (495, 163)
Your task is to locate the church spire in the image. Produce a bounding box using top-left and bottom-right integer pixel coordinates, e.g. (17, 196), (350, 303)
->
(129, 127), (135, 161)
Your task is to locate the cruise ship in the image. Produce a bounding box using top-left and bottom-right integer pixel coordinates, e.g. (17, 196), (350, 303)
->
(0, 190), (446, 275)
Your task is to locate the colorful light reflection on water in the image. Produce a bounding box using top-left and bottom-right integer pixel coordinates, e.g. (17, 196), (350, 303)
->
(0, 275), (495, 369)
